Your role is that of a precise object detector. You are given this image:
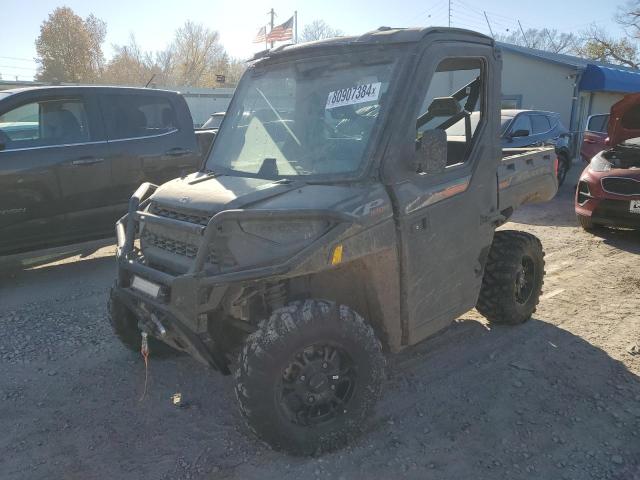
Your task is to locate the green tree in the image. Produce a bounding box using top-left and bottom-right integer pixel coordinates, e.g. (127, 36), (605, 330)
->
(35, 7), (106, 83)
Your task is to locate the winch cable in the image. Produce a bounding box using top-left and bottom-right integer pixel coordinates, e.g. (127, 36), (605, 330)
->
(139, 332), (150, 401)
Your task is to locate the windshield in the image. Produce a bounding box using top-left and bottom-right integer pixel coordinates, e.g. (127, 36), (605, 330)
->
(446, 112), (513, 137)
(206, 55), (398, 179)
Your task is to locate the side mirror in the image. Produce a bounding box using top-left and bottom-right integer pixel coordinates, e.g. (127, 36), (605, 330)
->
(415, 129), (447, 174)
(0, 143), (5, 152)
(427, 97), (461, 117)
(510, 129), (529, 138)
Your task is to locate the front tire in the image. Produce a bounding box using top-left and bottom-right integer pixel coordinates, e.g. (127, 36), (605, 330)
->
(235, 300), (385, 455)
(577, 213), (599, 231)
(557, 153), (570, 187)
(476, 231), (545, 325)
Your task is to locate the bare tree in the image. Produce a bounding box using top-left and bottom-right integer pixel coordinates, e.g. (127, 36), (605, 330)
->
(495, 28), (578, 54)
(170, 21), (225, 87)
(299, 20), (344, 43)
(576, 24), (639, 68)
(35, 7), (106, 83)
(103, 35), (166, 86)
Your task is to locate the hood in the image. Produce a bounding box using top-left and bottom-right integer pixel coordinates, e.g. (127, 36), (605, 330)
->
(608, 93), (640, 146)
(150, 172), (277, 214)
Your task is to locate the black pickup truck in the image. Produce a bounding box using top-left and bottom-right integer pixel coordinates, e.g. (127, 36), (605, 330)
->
(0, 86), (202, 256)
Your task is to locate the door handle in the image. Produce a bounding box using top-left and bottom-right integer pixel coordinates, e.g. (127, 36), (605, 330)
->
(71, 157), (104, 166)
(584, 138), (596, 144)
(165, 148), (192, 157)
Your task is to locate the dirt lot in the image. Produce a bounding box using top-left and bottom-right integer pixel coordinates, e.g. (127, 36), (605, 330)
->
(1, 171), (639, 480)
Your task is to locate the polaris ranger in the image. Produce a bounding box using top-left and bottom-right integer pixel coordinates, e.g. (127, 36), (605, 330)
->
(109, 27), (558, 455)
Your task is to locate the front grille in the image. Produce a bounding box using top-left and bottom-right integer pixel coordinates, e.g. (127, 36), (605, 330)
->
(142, 231), (199, 258)
(141, 230), (236, 268)
(601, 177), (640, 196)
(151, 204), (211, 226)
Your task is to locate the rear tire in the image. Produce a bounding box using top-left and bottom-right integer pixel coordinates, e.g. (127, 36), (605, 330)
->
(108, 286), (176, 356)
(235, 299), (385, 455)
(476, 231), (545, 325)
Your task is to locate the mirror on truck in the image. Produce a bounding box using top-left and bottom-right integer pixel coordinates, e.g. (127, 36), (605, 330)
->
(510, 129), (529, 138)
(414, 129), (447, 174)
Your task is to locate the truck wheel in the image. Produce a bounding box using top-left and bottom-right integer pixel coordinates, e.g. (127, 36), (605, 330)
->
(476, 231), (544, 325)
(576, 214), (599, 231)
(235, 300), (385, 455)
(557, 154), (570, 187)
(108, 286), (176, 356)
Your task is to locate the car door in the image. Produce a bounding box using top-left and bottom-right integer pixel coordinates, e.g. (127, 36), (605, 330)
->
(581, 114), (609, 162)
(99, 90), (201, 212)
(0, 90), (109, 254)
(385, 45), (500, 344)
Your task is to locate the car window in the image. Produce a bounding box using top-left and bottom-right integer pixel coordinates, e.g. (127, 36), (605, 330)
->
(509, 114), (531, 136)
(102, 93), (178, 140)
(415, 57), (485, 168)
(0, 97), (90, 149)
(587, 114), (609, 133)
(530, 115), (551, 134)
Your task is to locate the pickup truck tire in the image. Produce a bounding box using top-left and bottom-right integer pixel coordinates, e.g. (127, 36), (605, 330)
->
(476, 231), (544, 325)
(234, 299), (385, 456)
(107, 287), (176, 357)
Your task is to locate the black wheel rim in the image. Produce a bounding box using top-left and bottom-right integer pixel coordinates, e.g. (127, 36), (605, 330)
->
(277, 343), (356, 427)
(515, 256), (535, 304)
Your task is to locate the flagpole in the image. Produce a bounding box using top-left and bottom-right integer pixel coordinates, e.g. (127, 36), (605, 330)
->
(294, 11), (298, 44)
(269, 8), (275, 49)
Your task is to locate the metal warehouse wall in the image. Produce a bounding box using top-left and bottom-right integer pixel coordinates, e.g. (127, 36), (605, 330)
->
(501, 51), (577, 127)
(175, 87), (235, 127)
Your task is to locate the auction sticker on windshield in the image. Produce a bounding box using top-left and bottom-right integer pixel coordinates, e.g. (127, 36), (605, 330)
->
(326, 82), (381, 110)
(631, 200), (640, 214)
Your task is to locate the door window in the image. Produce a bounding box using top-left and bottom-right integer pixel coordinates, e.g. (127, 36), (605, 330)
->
(415, 58), (484, 168)
(102, 94), (178, 140)
(530, 114), (551, 134)
(0, 98), (90, 149)
(509, 114), (531, 137)
(587, 114), (609, 133)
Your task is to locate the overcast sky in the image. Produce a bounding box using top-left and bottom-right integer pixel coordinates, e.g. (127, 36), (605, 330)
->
(0, 0), (625, 81)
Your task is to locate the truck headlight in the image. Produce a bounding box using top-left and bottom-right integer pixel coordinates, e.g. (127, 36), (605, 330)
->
(589, 154), (612, 172)
(239, 219), (330, 245)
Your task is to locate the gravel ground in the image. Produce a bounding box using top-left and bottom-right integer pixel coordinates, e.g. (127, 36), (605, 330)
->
(1, 169), (639, 480)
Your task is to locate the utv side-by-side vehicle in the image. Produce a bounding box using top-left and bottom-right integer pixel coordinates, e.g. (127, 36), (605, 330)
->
(108, 27), (558, 455)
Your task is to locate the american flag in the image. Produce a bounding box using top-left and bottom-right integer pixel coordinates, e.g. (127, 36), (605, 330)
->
(266, 16), (294, 42)
(253, 26), (267, 43)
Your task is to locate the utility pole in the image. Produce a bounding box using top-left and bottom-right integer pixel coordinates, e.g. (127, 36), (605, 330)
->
(448, 0), (452, 27)
(268, 8), (275, 49)
(518, 20), (529, 47)
(294, 10), (298, 44)
(483, 11), (494, 38)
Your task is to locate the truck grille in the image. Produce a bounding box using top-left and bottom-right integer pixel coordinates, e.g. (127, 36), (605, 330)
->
(601, 177), (640, 196)
(141, 230), (235, 268)
(142, 231), (199, 258)
(151, 204), (211, 226)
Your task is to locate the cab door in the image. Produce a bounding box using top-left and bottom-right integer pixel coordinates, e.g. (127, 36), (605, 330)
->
(385, 44), (500, 344)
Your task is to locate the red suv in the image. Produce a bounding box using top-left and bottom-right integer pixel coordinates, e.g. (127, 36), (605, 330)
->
(575, 94), (640, 231)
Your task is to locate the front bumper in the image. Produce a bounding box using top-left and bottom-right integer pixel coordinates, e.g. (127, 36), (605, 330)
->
(575, 170), (640, 229)
(114, 182), (355, 371)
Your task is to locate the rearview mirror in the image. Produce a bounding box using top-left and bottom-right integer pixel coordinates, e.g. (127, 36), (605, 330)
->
(427, 96), (462, 118)
(510, 129), (529, 138)
(414, 129), (447, 174)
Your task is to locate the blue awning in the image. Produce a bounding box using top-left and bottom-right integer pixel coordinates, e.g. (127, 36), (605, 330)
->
(579, 64), (640, 93)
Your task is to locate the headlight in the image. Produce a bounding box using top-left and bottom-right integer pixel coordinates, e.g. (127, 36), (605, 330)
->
(239, 219), (330, 245)
(589, 153), (612, 172)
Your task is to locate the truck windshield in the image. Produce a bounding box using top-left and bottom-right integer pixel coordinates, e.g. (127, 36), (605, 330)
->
(205, 56), (398, 179)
